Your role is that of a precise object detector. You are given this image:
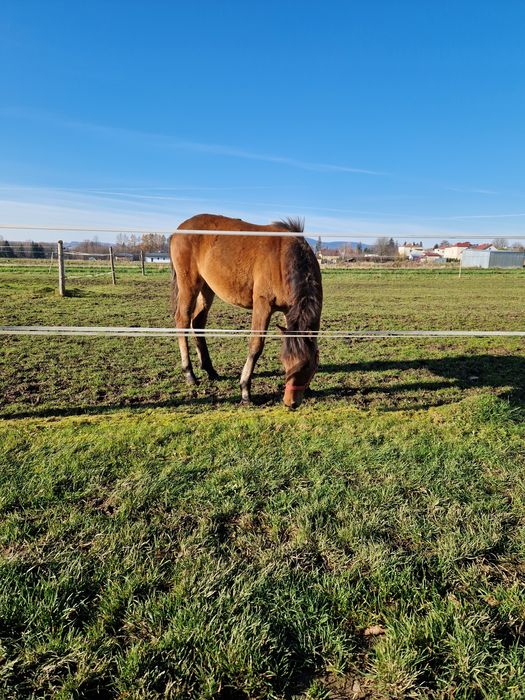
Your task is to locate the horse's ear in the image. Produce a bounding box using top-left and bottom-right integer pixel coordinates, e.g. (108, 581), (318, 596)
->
(276, 324), (287, 335)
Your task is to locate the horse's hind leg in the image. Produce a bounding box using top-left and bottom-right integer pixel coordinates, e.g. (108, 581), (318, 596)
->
(192, 284), (219, 380)
(175, 283), (201, 385)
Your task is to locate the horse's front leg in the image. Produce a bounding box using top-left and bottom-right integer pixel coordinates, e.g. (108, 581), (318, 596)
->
(240, 302), (271, 404)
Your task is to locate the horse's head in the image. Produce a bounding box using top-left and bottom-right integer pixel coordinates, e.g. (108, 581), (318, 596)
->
(279, 326), (319, 409)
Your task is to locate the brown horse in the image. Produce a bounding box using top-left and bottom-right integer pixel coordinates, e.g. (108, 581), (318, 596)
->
(170, 214), (322, 408)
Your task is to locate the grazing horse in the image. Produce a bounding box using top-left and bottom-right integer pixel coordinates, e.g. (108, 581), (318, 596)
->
(170, 214), (323, 408)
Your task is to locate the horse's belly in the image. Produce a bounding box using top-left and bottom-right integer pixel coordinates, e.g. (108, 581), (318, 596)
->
(199, 266), (254, 309)
(210, 282), (253, 309)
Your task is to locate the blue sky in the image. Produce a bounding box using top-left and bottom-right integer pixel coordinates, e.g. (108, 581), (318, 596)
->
(1, 1), (524, 243)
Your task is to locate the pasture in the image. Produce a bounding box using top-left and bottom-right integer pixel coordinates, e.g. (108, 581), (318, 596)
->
(1, 263), (524, 698)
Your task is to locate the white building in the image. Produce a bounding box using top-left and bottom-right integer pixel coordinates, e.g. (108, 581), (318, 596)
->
(145, 252), (171, 264)
(398, 244), (423, 258)
(441, 243), (471, 260)
(442, 243), (498, 260)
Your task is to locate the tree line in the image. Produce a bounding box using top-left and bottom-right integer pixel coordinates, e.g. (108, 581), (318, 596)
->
(0, 233), (170, 259)
(71, 233), (169, 257)
(0, 239), (54, 258)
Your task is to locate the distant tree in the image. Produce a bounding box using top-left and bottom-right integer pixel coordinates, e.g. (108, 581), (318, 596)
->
(116, 233), (131, 249)
(11, 242), (26, 258)
(315, 236), (322, 254)
(492, 237), (509, 249)
(140, 233), (168, 252)
(74, 238), (109, 256)
(29, 241), (45, 259)
(373, 237), (389, 255)
(374, 237), (397, 256)
(0, 239), (14, 258)
(439, 240), (450, 247)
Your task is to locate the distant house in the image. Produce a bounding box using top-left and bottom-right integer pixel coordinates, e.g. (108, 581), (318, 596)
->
(145, 252), (171, 264)
(421, 252), (446, 263)
(317, 248), (340, 264)
(398, 244), (423, 258)
(470, 243), (497, 252)
(442, 242), (472, 260)
(115, 252), (134, 261)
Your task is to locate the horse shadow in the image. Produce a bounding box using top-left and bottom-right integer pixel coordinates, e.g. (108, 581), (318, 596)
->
(309, 353), (525, 411)
(2, 354), (524, 420)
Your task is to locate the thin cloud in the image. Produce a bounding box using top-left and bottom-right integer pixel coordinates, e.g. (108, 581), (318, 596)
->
(438, 212), (525, 220)
(446, 186), (499, 195)
(3, 183), (525, 227)
(0, 107), (385, 176)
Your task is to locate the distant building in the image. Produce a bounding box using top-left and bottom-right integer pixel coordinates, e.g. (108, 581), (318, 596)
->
(470, 243), (497, 252)
(421, 252), (446, 263)
(398, 244), (423, 258)
(442, 242), (472, 260)
(317, 248), (340, 264)
(145, 252), (171, 264)
(461, 250), (525, 269)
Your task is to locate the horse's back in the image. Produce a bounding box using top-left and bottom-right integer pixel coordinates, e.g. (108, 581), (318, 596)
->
(177, 213), (283, 233)
(170, 214), (291, 309)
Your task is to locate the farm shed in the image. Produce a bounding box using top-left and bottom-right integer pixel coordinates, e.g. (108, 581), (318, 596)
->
(461, 250), (525, 269)
(145, 252), (171, 263)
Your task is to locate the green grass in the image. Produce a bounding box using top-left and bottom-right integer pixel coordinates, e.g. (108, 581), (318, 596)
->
(1, 263), (524, 698)
(1, 264), (524, 418)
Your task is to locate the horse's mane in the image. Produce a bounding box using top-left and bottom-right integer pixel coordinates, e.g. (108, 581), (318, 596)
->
(281, 236), (322, 368)
(272, 216), (305, 233)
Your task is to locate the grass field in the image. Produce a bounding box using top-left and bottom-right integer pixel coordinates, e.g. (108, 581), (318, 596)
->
(1, 263), (524, 698)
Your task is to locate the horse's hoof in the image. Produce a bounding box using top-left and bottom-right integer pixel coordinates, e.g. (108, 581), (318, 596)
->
(185, 374), (199, 386)
(240, 397), (252, 406)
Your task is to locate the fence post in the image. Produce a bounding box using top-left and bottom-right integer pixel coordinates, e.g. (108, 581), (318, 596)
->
(140, 249), (145, 276)
(57, 240), (66, 296)
(109, 247), (116, 285)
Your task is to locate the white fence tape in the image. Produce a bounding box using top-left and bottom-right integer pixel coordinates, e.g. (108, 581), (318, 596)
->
(1, 224), (525, 242)
(0, 326), (523, 339)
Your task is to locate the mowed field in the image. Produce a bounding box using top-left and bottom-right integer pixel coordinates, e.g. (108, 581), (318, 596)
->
(1, 262), (524, 698)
